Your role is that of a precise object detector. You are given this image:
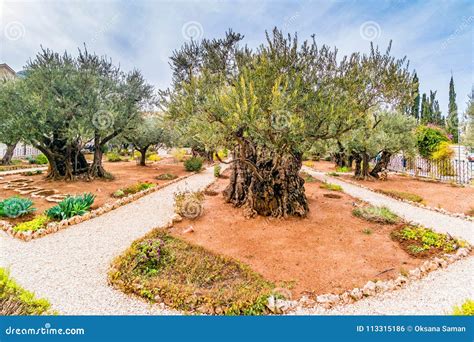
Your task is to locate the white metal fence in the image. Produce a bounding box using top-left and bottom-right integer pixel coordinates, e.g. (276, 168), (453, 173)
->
(0, 143), (41, 159)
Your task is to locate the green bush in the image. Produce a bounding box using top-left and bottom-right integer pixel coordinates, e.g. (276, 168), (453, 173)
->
(106, 152), (122, 162)
(452, 299), (474, 315)
(213, 165), (221, 178)
(184, 157), (203, 172)
(336, 166), (350, 173)
(113, 182), (156, 198)
(172, 148), (187, 162)
(416, 125), (449, 158)
(0, 197), (36, 218)
(14, 215), (50, 232)
(353, 206), (399, 224)
(35, 154), (48, 165)
(45, 193), (95, 220)
(319, 182), (343, 191)
(0, 268), (52, 315)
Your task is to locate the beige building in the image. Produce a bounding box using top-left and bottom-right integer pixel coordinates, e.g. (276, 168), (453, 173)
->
(0, 63), (17, 80)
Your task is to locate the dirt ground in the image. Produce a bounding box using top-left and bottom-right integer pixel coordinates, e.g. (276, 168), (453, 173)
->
(306, 160), (339, 172)
(340, 173), (474, 216)
(0, 158), (190, 224)
(171, 175), (422, 299)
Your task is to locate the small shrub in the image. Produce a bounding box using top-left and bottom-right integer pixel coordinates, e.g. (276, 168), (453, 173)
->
(106, 152), (122, 162)
(336, 166), (350, 173)
(379, 190), (423, 203)
(0, 197), (36, 218)
(147, 154), (162, 162)
(0, 268), (52, 315)
(14, 215), (50, 232)
(184, 157), (203, 172)
(35, 154), (48, 165)
(213, 165), (221, 178)
(352, 206), (399, 224)
(466, 208), (474, 217)
(302, 160), (314, 167)
(174, 191), (204, 219)
(113, 189), (125, 198)
(46, 193), (95, 220)
(319, 182), (342, 191)
(452, 299), (474, 315)
(172, 148), (187, 162)
(156, 173), (178, 181)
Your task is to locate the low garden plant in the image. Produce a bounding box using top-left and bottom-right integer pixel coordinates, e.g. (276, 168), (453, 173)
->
(452, 299), (474, 316)
(213, 165), (221, 178)
(0, 268), (52, 315)
(336, 166), (350, 173)
(391, 225), (469, 257)
(45, 193), (95, 220)
(184, 157), (203, 172)
(113, 182), (156, 198)
(109, 230), (274, 315)
(172, 148), (187, 162)
(379, 189), (424, 203)
(0, 197), (36, 218)
(156, 173), (178, 181)
(353, 205), (399, 224)
(300, 172), (316, 183)
(319, 182), (343, 191)
(13, 215), (50, 232)
(106, 152), (122, 162)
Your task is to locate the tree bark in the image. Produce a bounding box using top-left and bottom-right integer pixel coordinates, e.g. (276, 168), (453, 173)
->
(1, 142), (17, 165)
(369, 151), (392, 178)
(334, 141), (347, 168)
(224, 144), (308, 218)
(137, 146), (150, 166)
(353, 152), (362, 178)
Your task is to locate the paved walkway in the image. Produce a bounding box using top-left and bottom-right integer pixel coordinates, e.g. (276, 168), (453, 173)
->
(0, 166), (217, 314)
(0, 167), (48, 177)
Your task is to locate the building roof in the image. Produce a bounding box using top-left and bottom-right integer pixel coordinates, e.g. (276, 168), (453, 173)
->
(0, 63), (17, 77)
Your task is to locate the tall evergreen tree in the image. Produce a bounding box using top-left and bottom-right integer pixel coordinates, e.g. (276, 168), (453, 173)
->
(429, 90), (443, 126)
(420, 93), (431, 124)
(410, 72), (420, 120)
(446, 75), (459, 142)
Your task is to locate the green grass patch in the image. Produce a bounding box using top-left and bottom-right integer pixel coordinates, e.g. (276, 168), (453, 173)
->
(352, 206), (399, 224)
(336, 166), (350, 173)
(319, 182), (343, 191)
(113, 182), (155, 198)
(109, 230), (275, 315)
(326, 172), (340, 177)
(391, 225), (469, 258)
(452, 299), (474, 315)
(0, 268), (52, 315)
(378, 190), (423, 203)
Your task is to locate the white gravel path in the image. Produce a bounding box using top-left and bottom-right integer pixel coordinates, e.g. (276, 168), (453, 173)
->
(297, 167), (474, 315)
(0, 166), (217, 315)
(0, 167), (48, 177)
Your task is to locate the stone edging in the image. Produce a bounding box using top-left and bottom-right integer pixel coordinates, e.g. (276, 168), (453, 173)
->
(0, 172), (197, 241)
(321, 172), (474, 223)
(268, 247), (472, 314)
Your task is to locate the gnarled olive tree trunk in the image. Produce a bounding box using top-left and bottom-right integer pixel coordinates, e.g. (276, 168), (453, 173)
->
(35, 141), (88, 180)
(369, 151), (391, 178)
(224, 143), (308, 218)
(1, 142), (18, 165)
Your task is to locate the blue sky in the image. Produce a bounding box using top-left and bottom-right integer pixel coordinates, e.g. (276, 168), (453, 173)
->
(1, 0), (472, 114)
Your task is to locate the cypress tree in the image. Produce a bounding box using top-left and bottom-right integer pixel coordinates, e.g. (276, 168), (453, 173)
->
(420, 93), (431, 124)
(410, 72), (420, 120)
(446, 75), (459, 142)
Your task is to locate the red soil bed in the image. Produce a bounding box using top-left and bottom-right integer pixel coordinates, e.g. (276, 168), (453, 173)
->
(0, 158), (191, 224)
(340, 173), (474, 216)
(171, 177), (422, 299)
